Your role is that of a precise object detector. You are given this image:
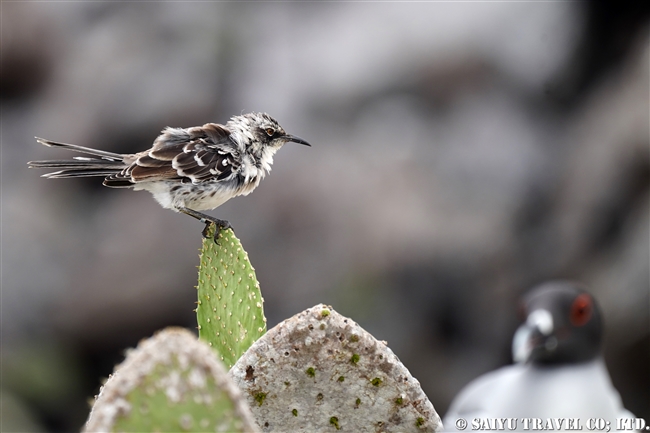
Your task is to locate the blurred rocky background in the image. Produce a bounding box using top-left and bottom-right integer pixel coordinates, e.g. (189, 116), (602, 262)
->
(1, 2), (648, 431)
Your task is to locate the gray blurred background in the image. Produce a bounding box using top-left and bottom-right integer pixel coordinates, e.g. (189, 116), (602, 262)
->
(1, 2), (648, 431)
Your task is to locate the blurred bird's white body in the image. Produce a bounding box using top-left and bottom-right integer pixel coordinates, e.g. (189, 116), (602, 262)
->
(443, 358), (634, 430)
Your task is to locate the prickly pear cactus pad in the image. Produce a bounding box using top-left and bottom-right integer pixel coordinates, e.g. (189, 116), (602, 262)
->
(229, 304), (442, 432)
(196, 226), (267, 368)
(84, 328), (260, 433)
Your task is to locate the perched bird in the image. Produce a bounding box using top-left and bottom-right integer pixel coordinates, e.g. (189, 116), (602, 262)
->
(28, 112), (310, 240)
(443, 281), (635, 431)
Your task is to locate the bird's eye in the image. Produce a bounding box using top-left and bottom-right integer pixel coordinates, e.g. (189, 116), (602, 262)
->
(265, 128), (275, 136)
(570, 294), (592, 327)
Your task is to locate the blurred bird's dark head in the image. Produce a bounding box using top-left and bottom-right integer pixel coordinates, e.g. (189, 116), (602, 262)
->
(512, 281), (603, 365)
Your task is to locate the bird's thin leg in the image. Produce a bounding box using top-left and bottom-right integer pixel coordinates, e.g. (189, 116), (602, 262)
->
(177, 207), (232, 242)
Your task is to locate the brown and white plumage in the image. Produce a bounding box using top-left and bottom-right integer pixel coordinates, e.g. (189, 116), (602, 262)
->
(28, 112), (310, 238)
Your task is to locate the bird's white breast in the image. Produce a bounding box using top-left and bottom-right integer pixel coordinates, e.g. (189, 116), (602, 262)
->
(134, 176), (264, 212)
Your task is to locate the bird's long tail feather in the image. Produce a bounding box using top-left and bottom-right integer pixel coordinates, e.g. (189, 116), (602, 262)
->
(34, 137), (125, 159)
(28, 138), (128, 179)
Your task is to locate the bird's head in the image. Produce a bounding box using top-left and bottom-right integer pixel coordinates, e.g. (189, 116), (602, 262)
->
(512, 281), (603, 365)
(227, 112), (311, 153)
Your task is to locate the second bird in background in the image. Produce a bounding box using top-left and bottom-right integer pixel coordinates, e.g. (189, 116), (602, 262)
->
(443, 281), (635, 431)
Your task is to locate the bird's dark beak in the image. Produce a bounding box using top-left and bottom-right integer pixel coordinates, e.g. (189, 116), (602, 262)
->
(512, 309), (556, 364)
(284, 134), (311, 147)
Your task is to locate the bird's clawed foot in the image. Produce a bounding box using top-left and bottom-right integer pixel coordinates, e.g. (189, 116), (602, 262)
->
(201, 219), (232, 244)
(177, 207), (232, 244)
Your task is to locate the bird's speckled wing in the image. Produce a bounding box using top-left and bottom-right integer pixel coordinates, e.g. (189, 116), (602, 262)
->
(104, 123), (241, 187)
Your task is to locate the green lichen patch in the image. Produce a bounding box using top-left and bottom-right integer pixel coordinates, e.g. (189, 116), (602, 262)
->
(196, 225), (266, 368)
(370, 377), (383, 387)
(329, 416), (340, 430)
(305, 367), (316, 377)
(350, 354), (360, 364)
(291, 409), (298, 417)
(253, 392), (267, 406)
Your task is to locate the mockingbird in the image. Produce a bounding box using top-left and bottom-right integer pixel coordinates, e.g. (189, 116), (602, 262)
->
(28, 112), (311, 240)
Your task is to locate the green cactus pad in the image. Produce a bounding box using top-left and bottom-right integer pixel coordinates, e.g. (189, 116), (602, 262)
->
(196, 225), (267, 368)
(84, 328), (259, 433)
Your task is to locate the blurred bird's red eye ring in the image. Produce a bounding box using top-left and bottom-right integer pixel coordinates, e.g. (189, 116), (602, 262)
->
(570, 294), (592, 327)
